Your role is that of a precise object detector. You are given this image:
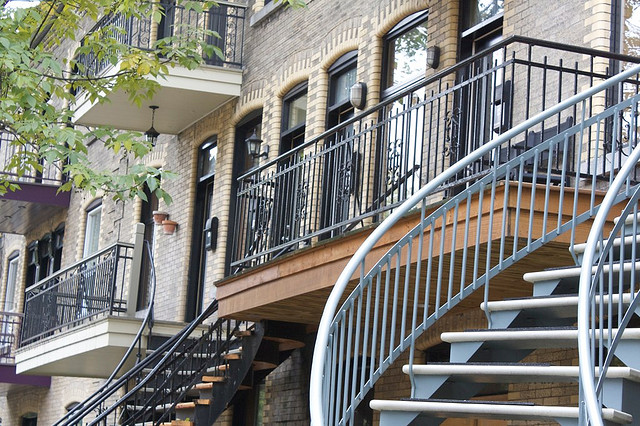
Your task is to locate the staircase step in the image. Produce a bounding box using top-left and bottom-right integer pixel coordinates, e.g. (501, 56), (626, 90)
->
(442, 327), (640, 350)
(370, 399), (633, 423)
(402, 364), (640, 383)
(201, 375), (226, 383)
(573, 234), (640, 256)
(483, 293), (633, 318)
(175, 399), (211, 410)
(523, 261), (639, 284)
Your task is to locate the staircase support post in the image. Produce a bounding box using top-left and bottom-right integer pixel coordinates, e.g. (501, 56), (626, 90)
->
(127, 223), (145, 316)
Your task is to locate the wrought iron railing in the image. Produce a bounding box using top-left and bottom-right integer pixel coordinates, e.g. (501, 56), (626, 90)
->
(578, 143), (640, 425)
(60, 299), (251, 426)
(75, 1), (245, 79)
(231, 36), (640, 271)
(0, 132), (66, 186)
(20, 242), (135, 346)
(0, 311), (22, 365)
(309, 63), (640, 425)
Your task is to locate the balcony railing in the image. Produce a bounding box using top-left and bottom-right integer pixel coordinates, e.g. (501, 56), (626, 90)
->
(0, 132), (66, 187)
(0, 311), (22, 365)
(76, 1), (246, 79)
(20, 243), (135, 346)
(230, 35), (640, 271)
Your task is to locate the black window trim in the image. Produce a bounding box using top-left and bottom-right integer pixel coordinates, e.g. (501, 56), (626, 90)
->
(381, 9), (429, 100)
(327, 51), (358, 114)
(281, 81), (308, 139)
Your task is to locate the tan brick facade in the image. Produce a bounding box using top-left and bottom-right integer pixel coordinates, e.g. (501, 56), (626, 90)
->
(0, 0), (622, 424)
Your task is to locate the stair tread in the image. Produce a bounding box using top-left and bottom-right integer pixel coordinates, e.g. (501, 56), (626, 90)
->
(442, 327), (640, 348)
(370, 399), (632, 423)
(523, 260), (639, 283)
(573, 233), (640, 254)
(482, 292), (633, 312)
(175, 399), (211, 410)
(201, 375), (226, 383)
(402, 364), (640, 383)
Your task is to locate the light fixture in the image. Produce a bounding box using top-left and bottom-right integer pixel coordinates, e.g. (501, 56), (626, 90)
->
(349, 82), (367, 110)
(145, 105), (160, 146)
(426, 46), (440, 69)
(246, 130), (268, 159)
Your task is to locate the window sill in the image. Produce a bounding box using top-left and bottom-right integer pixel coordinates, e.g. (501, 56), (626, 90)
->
(250, 1), (283, 26)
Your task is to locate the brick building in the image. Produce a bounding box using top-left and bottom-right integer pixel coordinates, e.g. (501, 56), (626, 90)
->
(2, 0), (640, 425)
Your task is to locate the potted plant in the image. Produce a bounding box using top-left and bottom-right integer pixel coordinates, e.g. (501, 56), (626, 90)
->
(152, 211), (169, 224)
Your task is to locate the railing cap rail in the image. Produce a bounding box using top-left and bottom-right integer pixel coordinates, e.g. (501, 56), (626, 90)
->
(24, 241), (134, 294)
(239, 34), (640, 182)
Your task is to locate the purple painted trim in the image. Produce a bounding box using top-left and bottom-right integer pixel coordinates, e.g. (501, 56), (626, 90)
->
(0, 182), (70, 207)
(0, 364), (51, 387)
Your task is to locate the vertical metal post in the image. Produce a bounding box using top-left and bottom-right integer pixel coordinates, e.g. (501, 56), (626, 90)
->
(127, 223), (145, 316)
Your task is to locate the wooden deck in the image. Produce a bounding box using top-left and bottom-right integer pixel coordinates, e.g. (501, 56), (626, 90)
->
(215, 183), (619, 325)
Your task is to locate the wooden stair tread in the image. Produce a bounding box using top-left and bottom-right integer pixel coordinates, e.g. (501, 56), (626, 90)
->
(201, 375), (226, 383)
(253, 360), (278, 370)
(194, 382), (215, 390)
(175, 399), (211, 410)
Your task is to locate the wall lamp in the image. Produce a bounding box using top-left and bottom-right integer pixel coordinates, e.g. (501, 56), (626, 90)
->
(426, 46), (440, 69)
(145, 105), (160, 146)
(246, 130), (268, 159)
(349, 82), (367, 110)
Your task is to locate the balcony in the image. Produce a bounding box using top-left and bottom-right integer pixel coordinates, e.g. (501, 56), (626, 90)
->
(72, 2), (245, 134)
(220, 36), (640, 323)
(0, 133), (70, 235)
(15, 242), (148, 377)
(0, 311), (50, 387)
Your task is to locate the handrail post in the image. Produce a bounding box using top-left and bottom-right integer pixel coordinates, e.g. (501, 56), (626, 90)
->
(127, 223), (145, 317)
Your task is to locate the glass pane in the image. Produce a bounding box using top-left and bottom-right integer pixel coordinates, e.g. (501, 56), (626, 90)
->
(4, 257), (19, 311)
(285, 92), (307, 130)
(200, 144), (218, 178)
(83, 205), (102, 257)
(386, 21), (428, 88)
(465, 0), (504, 29)
(331, 67), (357, 106)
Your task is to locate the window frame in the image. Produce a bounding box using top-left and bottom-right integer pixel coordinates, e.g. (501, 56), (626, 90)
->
(327, 51), (358, 128)
(83, 200), (102, 258)
(381, 9), (429, 100)
(280, 82), (308, 153)
(4, 251), (20, 312)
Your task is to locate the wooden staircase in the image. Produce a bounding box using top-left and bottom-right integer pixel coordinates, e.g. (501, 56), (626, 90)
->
(141, 321), (306, 426)
(371, 220), (640, 425)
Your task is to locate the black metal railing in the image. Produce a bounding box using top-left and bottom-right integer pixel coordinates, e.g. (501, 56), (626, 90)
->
(20, 242), (135, 346)
(75, 1), (245, 79)
(160, 1), (245, 68)
(0, 132), (66, 186)
(230, 35), (640, 271)
(0, 311), (22, 365)
(59, 299), (251, 426)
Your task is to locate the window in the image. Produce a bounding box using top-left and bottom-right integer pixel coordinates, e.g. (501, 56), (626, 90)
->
(327, 51), (358, 129)
(382, 10), (429, 96)
(83, 201), (102, 257)
(3, 252), (19, 312)
(281, 83), (308, 153)
(463, 0), (504, 31)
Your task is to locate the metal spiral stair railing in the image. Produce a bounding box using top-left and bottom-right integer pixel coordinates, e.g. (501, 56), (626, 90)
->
(56, 240), (157, 426)
(578, 140), (640, 424)
(310, 64), (640, 425)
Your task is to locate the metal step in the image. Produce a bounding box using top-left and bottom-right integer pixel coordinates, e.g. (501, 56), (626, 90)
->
(403, 364), (640, 383)
(443, 327), (640, 350)
(371, 399), (632, 425)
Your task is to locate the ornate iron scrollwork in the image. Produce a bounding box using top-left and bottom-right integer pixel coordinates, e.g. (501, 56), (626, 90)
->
(443, 107), (461, 161)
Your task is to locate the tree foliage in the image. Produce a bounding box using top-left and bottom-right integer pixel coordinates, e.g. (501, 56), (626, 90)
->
(0, 0), (304, 204)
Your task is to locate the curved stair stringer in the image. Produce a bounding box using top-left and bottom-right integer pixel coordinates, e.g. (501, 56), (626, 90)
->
(310, 64), (640, 426)
(196, 322), (266, 424)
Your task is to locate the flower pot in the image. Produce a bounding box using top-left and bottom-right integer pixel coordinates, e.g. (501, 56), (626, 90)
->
(162, 219), (178, 235)
(153, 211), (169, 224)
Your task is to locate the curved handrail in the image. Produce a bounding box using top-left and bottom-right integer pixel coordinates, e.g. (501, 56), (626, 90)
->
(310, 63), (640, 425)
(56, 240), (157, 426)
(577, 145), (640, 421)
